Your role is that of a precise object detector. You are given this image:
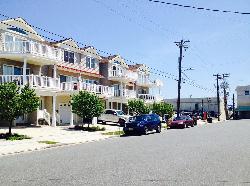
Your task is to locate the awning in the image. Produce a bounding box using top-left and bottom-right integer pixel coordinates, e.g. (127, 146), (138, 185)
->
(237, 106), (250, 111)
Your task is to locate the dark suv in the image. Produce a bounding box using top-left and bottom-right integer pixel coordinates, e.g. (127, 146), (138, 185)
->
(123, 114), (161, 135)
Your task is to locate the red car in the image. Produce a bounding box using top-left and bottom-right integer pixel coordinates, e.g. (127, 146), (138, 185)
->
(169, 115), (194, 129)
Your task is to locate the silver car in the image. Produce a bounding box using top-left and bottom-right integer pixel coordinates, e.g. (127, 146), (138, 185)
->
(98, 109), (130, 124)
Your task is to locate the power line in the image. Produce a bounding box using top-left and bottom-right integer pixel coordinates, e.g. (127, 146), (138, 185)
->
(148, 0), (250, 15)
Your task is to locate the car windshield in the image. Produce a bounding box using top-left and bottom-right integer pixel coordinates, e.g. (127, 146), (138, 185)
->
(173, 116), (186, 121)
(116, 111), (125, 115)
(132, 115), (147, 121)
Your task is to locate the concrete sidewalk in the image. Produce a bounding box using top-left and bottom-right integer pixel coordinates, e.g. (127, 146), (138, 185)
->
(0, 124), (122, 156)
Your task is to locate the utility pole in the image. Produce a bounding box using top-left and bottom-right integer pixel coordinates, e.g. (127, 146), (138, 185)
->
(213, 74), (222, 121)
(174, 39), (190, 117)
(232, 93), (235, 120)
(222, 73), (230, 120)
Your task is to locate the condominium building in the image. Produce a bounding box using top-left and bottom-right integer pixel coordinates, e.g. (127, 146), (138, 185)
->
(0, 17), (163, 126)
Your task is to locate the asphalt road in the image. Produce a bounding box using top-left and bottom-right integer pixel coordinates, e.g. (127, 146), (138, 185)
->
(0, 120), (250, 186)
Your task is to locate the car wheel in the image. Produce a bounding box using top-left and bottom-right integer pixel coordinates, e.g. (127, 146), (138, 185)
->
(156, 125), (161, 133)
(181, 124), (186, 129)
(102, 121), (106, 125)
(144, 126), (149, 135)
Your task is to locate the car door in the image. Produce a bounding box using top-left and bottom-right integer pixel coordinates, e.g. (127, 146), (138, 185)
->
(146, 115), (153, 130)
(110, 110), (118, 123)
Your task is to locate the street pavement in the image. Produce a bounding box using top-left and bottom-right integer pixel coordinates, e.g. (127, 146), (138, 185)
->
(0, 120), (249, 186)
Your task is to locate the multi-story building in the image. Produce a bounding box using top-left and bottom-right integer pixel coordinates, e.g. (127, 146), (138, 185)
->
(236, 85), (250, 119)
(100, 56), (163, 113)
(0, 17), (163, 126)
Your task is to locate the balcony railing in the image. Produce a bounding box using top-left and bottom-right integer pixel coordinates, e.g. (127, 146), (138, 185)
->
(138, 94), (163, 102)
(114, 89), (136, 98)
(61, 82), (114, 97)
(137, 78), (154, 87)
(2, 41), (63, 61)
(0, 75), (60, 89)
(108, 70), (138, 81)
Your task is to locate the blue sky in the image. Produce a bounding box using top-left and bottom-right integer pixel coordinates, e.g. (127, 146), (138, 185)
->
(0, 0), (249, 102)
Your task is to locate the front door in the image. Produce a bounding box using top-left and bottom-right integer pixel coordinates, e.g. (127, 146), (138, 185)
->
(59, 103), (71, 124)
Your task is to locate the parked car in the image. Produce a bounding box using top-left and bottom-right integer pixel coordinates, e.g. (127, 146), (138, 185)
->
(123, 114), (161, 135)
(98, 109), (130, 125)
(169, 115), (194, 129)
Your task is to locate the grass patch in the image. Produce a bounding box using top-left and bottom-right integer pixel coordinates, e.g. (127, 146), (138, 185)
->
(38, 140), (58, 145)
(102, 131), (124, 136)
(73, 125), (106, 132)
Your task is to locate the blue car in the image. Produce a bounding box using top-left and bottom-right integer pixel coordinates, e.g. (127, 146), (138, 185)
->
(123, 114), (161, 135)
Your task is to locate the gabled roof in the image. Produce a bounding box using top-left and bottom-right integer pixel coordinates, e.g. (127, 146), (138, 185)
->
(50, 38), (79, 50)
(0, 17), (45, 41)
(129, 63), (150, 74)
(81, 46), (101, 59)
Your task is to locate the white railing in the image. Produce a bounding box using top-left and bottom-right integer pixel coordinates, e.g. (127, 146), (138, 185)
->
(0, 75), (60, 89)
(137, 78), (154, 86)
(2, 41), (63, 61)
(138, 94), (163, 102)
(114, 89), (136, 98)
(108, 70), (138, 81)
(60, 82), (114, 97)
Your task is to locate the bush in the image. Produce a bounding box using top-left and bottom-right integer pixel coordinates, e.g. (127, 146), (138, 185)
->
(73, 125), (106, 132)
(1, 133), (32, 141)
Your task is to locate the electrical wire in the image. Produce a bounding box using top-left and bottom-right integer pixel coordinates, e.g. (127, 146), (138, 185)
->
(147, 0), (250, 15)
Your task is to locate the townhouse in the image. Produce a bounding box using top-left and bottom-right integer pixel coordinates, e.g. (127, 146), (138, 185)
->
(236, 85), (250, 119)
(0, 17), (163, 127)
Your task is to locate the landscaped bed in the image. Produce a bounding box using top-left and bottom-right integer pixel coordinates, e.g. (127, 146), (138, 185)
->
(0, 133), (31, 141)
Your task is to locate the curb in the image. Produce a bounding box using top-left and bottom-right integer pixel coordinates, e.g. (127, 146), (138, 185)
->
(0, 135), (117, 157)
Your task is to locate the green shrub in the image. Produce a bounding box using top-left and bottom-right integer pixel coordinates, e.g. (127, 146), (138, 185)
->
(74, 125), (106, 132)
(5, 133), (31, 141)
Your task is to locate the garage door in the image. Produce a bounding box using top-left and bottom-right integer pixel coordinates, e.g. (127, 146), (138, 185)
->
(59, 103), (71, 124)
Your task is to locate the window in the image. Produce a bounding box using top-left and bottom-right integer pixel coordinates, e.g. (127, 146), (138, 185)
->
(86, 57), (96, 68)
(60, 75), (73, 83)
(64, 51), (75, 63)
(245, 90), (249, 95)
(85, 79), (97, 84)
(3, 65), (30, 75)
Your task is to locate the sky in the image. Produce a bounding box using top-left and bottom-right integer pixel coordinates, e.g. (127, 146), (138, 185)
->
(0, 0), (249, 102)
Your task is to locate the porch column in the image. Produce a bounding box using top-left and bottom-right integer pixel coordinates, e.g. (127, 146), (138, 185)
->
(38, 66), (42, 76)
(52, 95), (57, 127)
(70, 106), (74, 127)
(23, 58), (27, 85)
(53, 64), (57, 78)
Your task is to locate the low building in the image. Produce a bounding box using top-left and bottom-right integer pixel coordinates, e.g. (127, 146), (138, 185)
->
(164, 97), (217, 112)
(236, 85), (250, 119)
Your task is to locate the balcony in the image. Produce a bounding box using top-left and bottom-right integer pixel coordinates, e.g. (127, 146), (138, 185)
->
(138, 94), (163, 103)
(0, 75), (60, 92)
(108, 70), (138, 82)
(60, 82), (114, 98)
(114, 89), (136, 99)
(136, 78), (155, 87)
(0, 41), (63, 65)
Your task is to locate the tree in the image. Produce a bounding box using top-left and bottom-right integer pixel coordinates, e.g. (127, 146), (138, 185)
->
(71, 91), (104, 128)
(151, 102), (174, 118)
(0, 83), (39, 136)
(128, 99), (149, 116)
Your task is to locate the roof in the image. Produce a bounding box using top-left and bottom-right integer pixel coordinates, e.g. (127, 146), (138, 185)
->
(128, 64), (143, 71)
(1, 17), (45, 42)
(100, 55), (118, 63)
